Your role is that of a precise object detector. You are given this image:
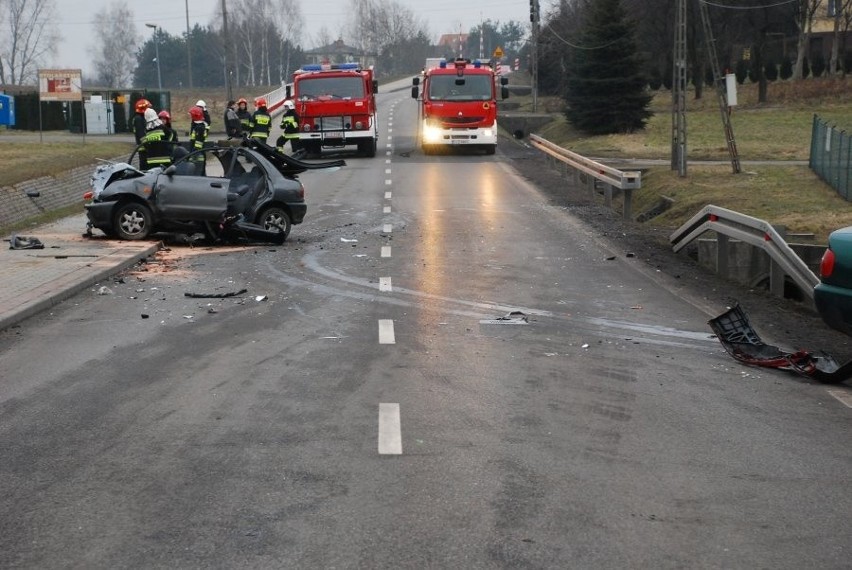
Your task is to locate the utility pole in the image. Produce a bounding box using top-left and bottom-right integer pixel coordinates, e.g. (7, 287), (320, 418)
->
(672, 0), (687, 176)
(530, 0), (539, 113)
(221, 0), (233, 100)
(698, 0), (741, 174)
(185, 0), (193, 88)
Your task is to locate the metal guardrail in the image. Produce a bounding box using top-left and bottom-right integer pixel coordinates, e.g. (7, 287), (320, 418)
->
(670, 204), (819, 299)
(529, 133), (642, 220)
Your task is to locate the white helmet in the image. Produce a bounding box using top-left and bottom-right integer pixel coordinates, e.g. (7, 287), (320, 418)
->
(195, 99), (207, 108)
(143, 108), (158, 122)
(283, 99), (295, 110)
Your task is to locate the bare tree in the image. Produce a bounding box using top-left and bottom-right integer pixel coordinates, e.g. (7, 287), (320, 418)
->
(792, 0), (823, 79)
(829, 0), (852, 74)
(0, 0), (61, 85)
(89, 1), (140, 87)
(349, 0), (428, 64)
(270, 0), (302, 83)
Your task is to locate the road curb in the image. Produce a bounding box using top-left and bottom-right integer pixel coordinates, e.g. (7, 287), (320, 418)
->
(0, 243), (160, 332)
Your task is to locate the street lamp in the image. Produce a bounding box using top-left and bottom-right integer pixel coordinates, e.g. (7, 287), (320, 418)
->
(145, 23), (163, 92)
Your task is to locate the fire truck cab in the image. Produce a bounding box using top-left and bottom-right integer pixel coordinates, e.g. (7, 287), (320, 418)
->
(411, 58), (509, 155)
(292, 63), (379, 157)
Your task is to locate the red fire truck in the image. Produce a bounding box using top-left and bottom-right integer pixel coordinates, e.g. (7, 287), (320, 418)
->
(290, 63), (379, 157)
(411, 58), (509, 155)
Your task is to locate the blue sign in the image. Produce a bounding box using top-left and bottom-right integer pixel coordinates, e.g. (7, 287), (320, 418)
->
(0, 94), (15, 126)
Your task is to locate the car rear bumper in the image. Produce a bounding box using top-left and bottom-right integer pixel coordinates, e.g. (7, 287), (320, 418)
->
(814, 282), (852, 335)
(289, 202), (307, 224)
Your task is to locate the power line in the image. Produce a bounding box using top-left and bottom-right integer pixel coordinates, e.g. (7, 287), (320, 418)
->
(541, 23), (624, 51)
(701, 0), (798, 10)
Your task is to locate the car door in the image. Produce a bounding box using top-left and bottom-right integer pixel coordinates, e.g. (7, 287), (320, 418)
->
(154, 148), (230, 221)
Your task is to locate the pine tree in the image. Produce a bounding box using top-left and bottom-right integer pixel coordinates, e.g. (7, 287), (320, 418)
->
(563, 0), (652, 135)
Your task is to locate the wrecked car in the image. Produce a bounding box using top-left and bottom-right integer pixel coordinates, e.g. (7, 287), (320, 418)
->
(84, 137), (344, 243)
(814, 226), (852, 336)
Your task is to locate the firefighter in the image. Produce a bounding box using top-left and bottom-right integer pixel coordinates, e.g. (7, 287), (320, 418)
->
(158, 110), (186, 161)
(236, 97), (252, 134)
(224, 100), (241, 138)
(249, 97), (272, 143)
(275, 100), (301, 154)
(188, 105), (208, 174)
(132, 98), (151, 144)
(138, 108), (172, 169)
(195, 99), (212, 128)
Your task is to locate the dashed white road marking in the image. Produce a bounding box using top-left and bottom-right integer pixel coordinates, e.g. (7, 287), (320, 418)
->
(378, 319), (396, 344)
(383, 223), (393, 233)
(385, 191), (392, 199)
(381, 246), (392, 258)
(386, 151), (392, 156)
(379, 277), (392, 292)
(386, 143), (393, 148)
(386, 159), (391, 164)
(385, 179), (392, 185)
(388, 128), (393, 133)
(828, 389), (852, 409)
(383, 206), (391, 214)
(385, 168), (392, 174)
(378, 403), (402, 455)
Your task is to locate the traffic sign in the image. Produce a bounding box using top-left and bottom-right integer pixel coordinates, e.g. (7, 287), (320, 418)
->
(493, 46), (504, 59)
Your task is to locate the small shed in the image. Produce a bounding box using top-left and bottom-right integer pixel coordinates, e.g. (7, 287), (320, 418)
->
(0, 93), (15, 126)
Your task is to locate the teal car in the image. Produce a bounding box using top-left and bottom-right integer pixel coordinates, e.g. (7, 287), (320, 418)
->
(814, 226), (852, 335)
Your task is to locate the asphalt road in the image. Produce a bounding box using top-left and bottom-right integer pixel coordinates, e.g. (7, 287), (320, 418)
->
(1, 88), (851, 569)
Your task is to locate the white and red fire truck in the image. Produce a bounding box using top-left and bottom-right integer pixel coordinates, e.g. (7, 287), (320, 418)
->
(290, 63), (379, 157)
(411, 58), (509, 155)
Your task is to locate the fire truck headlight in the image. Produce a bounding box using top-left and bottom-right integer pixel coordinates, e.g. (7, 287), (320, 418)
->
(354, 120), (364, 130)
(302, 124), (311, 132)
(423, 125), (442, 143)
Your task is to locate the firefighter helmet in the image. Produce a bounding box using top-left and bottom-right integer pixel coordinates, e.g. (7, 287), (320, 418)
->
(157, 110), (171, 122)
(195, 99), (207, 108)
(237, 97), (247, 106)
(255, 97), (267, 108)
(189, 106), (205, 121)
(135, 98), (151, 113)
(283, 99), (295, 110)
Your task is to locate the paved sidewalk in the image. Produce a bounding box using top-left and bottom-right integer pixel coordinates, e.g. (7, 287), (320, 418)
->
(0, 214), (159, 331)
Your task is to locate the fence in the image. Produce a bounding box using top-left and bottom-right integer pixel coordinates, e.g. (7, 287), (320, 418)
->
(810, 114), (851, 200)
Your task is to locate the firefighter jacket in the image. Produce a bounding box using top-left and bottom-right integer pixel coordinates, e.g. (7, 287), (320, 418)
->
(139, 127), (173, 167)
(249, 109), (272, 141)
(237, 108), (252, 132)
(163, 125), (179, 143)
(279, 111), (300, 139)
(132, 113), (147, 144)
(189, 120), (207, 152)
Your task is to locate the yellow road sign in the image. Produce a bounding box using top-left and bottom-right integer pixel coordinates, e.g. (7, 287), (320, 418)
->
(493, 46), (504, 59)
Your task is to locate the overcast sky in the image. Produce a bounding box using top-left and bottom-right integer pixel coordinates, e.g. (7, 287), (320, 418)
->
(51, 0), (532, 75)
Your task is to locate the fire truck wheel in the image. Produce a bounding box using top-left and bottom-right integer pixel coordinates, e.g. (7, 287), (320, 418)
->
(422, 144), (434, 156)
(484, 145), (496, 156)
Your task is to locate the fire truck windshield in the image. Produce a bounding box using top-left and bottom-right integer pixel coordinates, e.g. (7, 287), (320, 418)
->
(427, 75), (492, 102)
(297, 76), (365, 100)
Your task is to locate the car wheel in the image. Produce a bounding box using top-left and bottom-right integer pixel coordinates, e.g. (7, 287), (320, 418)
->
(258, 206), (292, 240)
(113, 201), (153, 240)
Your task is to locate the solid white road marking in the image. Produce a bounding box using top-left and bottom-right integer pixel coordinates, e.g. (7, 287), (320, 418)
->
(828, 389), (852, 409)
(378, 319), (395, 344)
(378, 403), (402, 455)
(381, 246), (392, 258)
(383, 223), (393, 233)
(385, 192), (392, 199)
(380, 277), (392, 292)
(384, 206), (391, 214)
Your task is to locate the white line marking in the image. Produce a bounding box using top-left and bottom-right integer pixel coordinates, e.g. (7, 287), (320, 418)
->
(386, 159), (391, 164)
(385, 168), (392, 174)
(383, 223), (393, 233)
(386, 143), (393, 148)
(379, 277), (392, 292)
(383, 206), (391, 214)
(828, 389), (852, 408)
(381, 246), (392, 258)
(378, 319), (395, 344)
(385, 191), (392, 199)
(385, 179), (392, 185)
(378, 403), (402, 455)
(386, 151), (391, 156)
(388, 128), (393, 133)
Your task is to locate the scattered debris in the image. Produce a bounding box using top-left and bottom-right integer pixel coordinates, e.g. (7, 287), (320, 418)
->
(341, 238), (358, 243)
(480, 311), (529, 325)
(606, 256), (616, 261)
(709, 304), (852, 384)
(141, 314), (150, 319)
(255, 295), (268, 302)
(97, 286), (114, 295)
(8, 235), (44, 250)
(184, 289), (248, 299)
(626, 252), (635, 258)
(581, 343), (590, 349)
